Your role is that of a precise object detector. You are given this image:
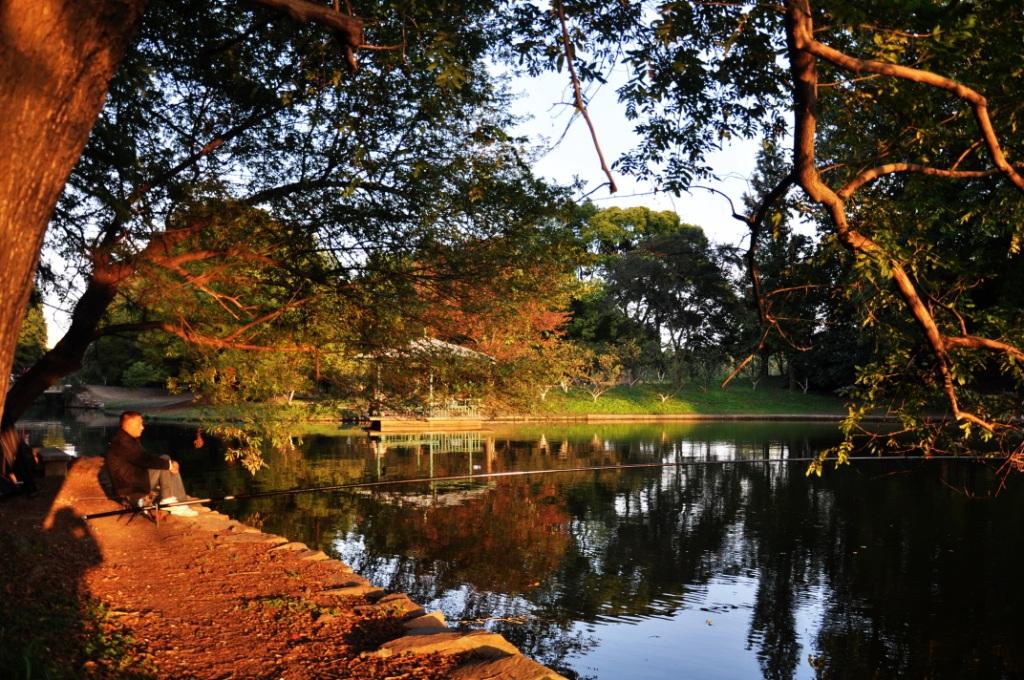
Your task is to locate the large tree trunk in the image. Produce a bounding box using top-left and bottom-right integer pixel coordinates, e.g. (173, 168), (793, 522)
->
(0, 0), (145, 429)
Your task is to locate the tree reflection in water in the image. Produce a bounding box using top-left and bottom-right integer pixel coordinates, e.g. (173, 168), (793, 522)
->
(179, 423), (1024, 679)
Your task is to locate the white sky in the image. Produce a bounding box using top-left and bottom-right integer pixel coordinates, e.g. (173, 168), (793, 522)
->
(507, 69), (760, 249)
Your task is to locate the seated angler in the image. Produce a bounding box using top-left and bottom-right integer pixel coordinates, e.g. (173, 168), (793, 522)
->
(104, 411), (198, 517)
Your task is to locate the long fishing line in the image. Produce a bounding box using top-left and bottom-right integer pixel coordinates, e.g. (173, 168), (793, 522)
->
(80, 454), (982, 521)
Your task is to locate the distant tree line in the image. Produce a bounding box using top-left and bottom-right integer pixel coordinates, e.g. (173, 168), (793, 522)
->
(57, 199), (870, 415)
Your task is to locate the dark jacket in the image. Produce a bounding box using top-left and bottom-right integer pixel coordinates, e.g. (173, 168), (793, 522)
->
(104, 429), (169, 500)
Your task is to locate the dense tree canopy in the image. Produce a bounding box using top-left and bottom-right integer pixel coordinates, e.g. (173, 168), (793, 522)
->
(605, 226), (739, 358)
(3, 0), (1023, 465)
(4, 0), (583, 427)
(564, 0), (1024, 463)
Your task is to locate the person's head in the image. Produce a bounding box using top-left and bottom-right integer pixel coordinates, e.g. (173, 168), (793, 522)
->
(120, 411), (144, 438)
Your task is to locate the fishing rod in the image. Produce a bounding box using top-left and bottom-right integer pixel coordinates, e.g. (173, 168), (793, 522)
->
(80, 454), (981, 521)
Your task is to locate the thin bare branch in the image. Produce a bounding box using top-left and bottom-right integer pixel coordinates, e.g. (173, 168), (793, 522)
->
(158, 322), (316, 353)
(951, 140), (983, 171)
(722, 322), (775, 388)
(721, 351), (757, 388)
(554, 0), (618, 194)
(848, 23), (936, 40)
(128, 107), (282, 205)
(928, 293), (970, 337)
(764, 283), (822, 298)
(222, 296), (314, 342)
(248, 0), (363, 71)
(690, 185), (746, 221)
(357, 42), (404, 52)
(739, 172), (795, 326)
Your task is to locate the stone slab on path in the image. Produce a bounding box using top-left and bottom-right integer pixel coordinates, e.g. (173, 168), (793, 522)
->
(451, 654), (570, 680)
(376, 630), (522, 659)
(403, 611), (448, 632)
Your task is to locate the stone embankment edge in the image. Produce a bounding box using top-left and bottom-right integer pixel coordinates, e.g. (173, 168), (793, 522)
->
(231, 534), (569, 678)
(73, 458), (566, 680)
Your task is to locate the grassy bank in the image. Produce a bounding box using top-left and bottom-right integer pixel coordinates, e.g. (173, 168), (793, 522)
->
(535, 382), (846, 416)
(136, 381), (846, 425)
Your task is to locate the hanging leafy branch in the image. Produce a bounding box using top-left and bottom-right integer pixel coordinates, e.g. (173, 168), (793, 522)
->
(784, 0), (1024, 441)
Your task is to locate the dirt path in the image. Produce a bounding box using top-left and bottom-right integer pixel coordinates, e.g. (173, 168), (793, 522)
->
(1, 459), (563, 679)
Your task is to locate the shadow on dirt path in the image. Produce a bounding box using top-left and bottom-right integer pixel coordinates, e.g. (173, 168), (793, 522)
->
(0, 477), (155, 678)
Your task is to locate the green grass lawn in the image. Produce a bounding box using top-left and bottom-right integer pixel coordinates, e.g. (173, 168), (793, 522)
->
(535, 381), (846, 416)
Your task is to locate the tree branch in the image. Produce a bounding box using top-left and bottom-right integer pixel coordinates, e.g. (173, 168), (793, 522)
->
(554, 0), (617, 194)
(782, 0), (1015, 436)
(128, 106), (283, 204)
(794, 13), (1024, 193)
(837, 163), (998, 200)
(742, 171), (796, 326)
(945, 335), (1024, 363)
(222, 296), (314, 342)
(156, 321), (316, 353)
(248, 0), (363, 70)
(765, 283), (821, 298)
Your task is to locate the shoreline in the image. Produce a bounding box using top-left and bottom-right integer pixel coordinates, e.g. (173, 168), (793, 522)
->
(135, 409), (870, 427)
(60, 384), (859, 428)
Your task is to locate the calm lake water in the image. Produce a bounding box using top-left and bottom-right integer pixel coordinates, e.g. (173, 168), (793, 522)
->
(31, 417), (1024, 679)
